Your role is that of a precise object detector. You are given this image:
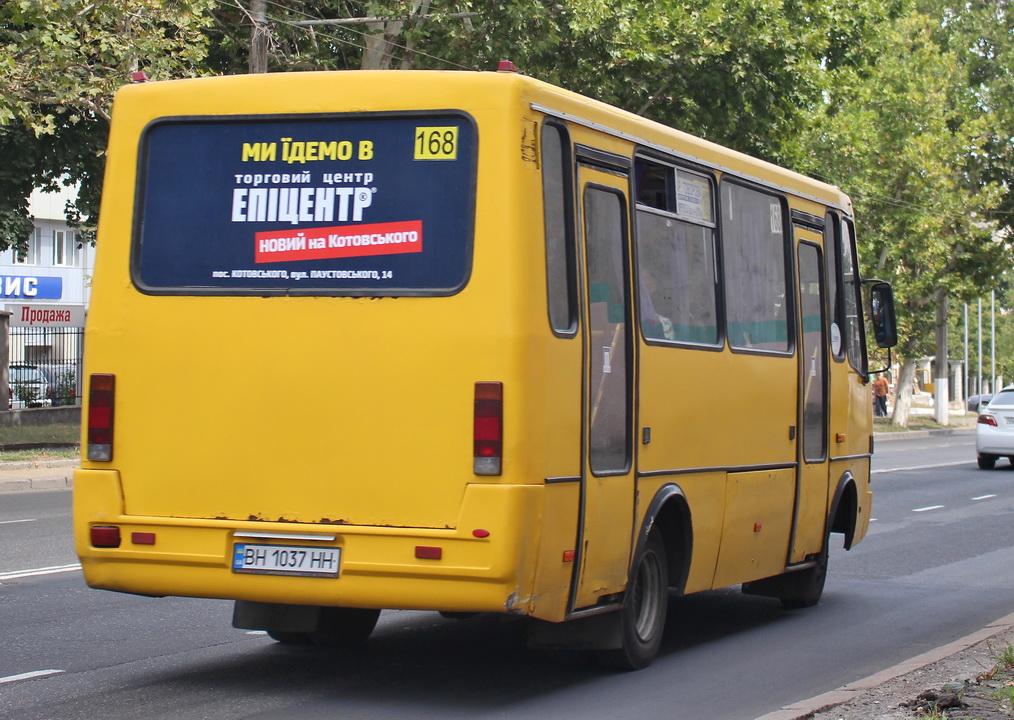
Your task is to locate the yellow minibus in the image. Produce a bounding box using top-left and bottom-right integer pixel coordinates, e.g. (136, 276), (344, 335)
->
(74, 66), (896, 670)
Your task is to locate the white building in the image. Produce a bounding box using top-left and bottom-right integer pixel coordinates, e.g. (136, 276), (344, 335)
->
(2, 185), (92, 368)
(1, 184), (93, 307)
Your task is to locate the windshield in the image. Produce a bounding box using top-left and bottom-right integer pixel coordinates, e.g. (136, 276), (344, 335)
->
(988, 390), (1014, 407)
(133, 113), (476, 296)
(10, 366), (44, 383)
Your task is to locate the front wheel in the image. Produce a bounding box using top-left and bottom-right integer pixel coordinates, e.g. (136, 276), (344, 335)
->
(978, 454), (997, 469)
(596, 530), (668, 671)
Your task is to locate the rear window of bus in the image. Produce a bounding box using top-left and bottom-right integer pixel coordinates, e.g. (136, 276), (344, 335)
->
(131, 113), (477, 296)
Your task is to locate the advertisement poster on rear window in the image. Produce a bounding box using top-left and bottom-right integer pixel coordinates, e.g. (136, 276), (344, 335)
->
(133, 113), (476, 295)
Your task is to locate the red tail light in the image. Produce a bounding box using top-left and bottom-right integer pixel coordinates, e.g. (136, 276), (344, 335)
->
(90, 526), (121, 548)
(473, 382), (503, 476)
(978, 414), (998, 427)
(87, 373), (116, 462)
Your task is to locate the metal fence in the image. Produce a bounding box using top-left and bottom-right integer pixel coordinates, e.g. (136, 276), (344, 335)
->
(8, 325), (84, 407)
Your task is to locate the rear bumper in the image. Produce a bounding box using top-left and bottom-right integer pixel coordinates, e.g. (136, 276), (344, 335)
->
(73, 469), (541, 615)
(975, 427), (1014, 455)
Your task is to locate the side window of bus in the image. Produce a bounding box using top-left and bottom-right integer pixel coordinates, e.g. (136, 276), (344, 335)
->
(840, 218), (867, 373)
(542, 121), (577, 335)
(720, 182), (791, 353)
(824, 211), (845, 362)
(634, 158), (719, 346)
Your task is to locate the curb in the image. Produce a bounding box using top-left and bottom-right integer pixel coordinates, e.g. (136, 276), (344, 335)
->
(0, 474), (74, 492)
(0, 458), (77, 493)
(873, 427), (975, 442)
(755, 611), (1014, 720)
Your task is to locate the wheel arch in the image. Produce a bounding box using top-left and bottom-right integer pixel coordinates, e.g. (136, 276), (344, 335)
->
(829, 470), (858, 550)
(636, 482), (693, 594)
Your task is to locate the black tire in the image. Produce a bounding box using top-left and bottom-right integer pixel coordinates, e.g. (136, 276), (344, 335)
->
(978, 454), (997, 470)
(597, 530), (668, 671)
(310, 607), (381, 647)
(780, 540), (828, 609)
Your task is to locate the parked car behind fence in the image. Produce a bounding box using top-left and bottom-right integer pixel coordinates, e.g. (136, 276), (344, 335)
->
(37, 364), (80, 406)
(8, 363), (52, 409)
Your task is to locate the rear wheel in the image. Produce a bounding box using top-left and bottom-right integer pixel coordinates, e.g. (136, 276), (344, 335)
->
(780, 540), (828, 609)
(978, 453), (997, 470)
(311, 607), (381, 647)
(596, 530), (668, 671)
(266, 608), (380, 648)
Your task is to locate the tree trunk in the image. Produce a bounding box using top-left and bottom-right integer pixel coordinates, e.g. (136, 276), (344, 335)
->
(360, 21), (388, 69)
(934, 293), (949, 425)
(249, 0), (269, 74)
(891, 358), (918, 427)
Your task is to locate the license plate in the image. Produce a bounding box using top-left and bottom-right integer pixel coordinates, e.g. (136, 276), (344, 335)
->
(1006, 418), (1014, 426)
(232, 543), (341, 577)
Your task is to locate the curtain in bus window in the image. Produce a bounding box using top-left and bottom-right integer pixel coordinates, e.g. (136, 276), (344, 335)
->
(721, 184), (789, 352)
(636, 210), (718, 345)
(585, 187), (630, 474)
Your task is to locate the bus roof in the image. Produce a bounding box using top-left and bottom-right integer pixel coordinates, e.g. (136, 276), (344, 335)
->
(113, 69), (852, 213)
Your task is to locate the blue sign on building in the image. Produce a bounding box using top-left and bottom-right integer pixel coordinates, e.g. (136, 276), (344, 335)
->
(0, 276), (63, 299)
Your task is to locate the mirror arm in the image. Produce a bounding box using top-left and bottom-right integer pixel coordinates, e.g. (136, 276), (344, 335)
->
(868, 347), (892, 376)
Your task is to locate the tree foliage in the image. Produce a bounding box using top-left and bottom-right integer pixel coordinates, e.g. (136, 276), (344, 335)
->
(797, 4), (1011, 352)
(0, 0), (215, 249)
(5, 0), (1014, 388)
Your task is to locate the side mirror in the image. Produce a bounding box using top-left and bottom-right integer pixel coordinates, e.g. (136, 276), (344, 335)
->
(869, 281), (897, 349)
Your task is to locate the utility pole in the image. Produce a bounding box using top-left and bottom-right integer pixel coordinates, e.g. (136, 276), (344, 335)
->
(249, 0), (269, 74)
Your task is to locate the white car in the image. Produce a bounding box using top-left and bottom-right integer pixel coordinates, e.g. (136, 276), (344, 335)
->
(975, 387), (1014, 469)
(8, 363), (52, 409)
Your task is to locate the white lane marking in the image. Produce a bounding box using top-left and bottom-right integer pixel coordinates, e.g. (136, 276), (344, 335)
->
(913, 505), (945, 513)
(246, 631), (268, 636)
(973, 494), (998, 501)
(0, 518), (36, 525)
(0, 564), (82, 581)
(872, 460), (970, 474)
(0, 669), (65, 684)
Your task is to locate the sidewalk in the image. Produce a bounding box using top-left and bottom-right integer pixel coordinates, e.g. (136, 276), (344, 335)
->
(758, 611), (1014, 720)
(0, 457), (76, 492)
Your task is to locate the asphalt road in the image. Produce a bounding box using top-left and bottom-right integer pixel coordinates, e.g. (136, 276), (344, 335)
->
(1, 432), (1012, 719)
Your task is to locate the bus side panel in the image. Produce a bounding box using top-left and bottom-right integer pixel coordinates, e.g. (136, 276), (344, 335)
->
(637, 349), (796, 473)
(845, 363), (874, 546)
(528, 481), (581, 621)
(711, 469), (795, 588)
(636, 473), (726, 595)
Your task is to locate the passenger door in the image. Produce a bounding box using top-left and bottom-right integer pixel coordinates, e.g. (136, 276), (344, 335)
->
(572, 158), (637, 610)
(791, 234), (830, 562)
